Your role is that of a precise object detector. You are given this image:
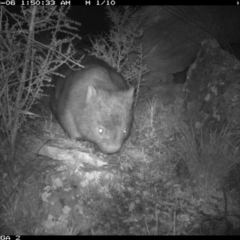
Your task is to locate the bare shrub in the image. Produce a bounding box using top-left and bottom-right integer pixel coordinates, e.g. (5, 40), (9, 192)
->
(89, 6), (148, 107)
(0, 6), (81, 157)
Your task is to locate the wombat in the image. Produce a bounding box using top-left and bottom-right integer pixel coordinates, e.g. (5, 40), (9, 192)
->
(50, 56), (134, 154)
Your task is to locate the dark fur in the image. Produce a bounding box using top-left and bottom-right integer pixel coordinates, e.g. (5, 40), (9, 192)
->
(50, 56), (134, 154)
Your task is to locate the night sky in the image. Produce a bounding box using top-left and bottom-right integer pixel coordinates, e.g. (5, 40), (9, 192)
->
(68, 6), (110, 38)
(8, 6), (111, 43)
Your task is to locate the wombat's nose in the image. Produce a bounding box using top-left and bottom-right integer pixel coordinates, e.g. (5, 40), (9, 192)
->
(100, 144), (121, 154)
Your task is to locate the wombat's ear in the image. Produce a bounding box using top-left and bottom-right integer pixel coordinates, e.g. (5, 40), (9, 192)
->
(123, 87), (134, 105)
(129, 87), (135, 97)
(86, 85), (97, 103)
(127, 87), (134, 100)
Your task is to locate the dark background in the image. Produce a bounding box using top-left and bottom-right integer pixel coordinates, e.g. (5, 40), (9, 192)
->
(69, 6), (110, 37)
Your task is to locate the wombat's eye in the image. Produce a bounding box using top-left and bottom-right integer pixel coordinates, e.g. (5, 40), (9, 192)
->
(123, 130), (127, 134)
(98, 127), (104, 135)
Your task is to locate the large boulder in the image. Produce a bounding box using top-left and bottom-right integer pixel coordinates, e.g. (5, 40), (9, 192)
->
(131, 6), (240, 86)
(183, 39), (240, 129)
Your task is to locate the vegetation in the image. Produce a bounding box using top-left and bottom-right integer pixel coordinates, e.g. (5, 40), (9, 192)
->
(0, 6), (240, 235)
(0, 6), (81, 157)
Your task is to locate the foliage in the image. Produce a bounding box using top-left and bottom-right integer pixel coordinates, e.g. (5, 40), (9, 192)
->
(89, 6), (148, 106)
(0, 6), (81, 156)
(2, 6), (240, 236)
(175, 124), (240, 192)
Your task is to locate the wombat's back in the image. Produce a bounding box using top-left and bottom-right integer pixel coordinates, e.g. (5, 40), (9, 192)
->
(50, 56), (134, 154)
